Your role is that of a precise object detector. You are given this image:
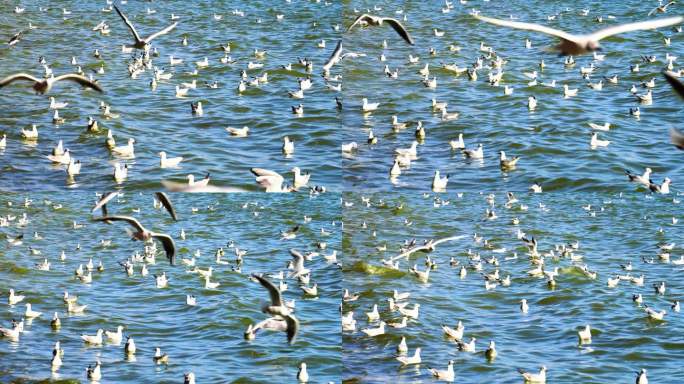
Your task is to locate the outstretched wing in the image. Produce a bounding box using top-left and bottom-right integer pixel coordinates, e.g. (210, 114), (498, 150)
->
(154, 192), (178, 221)
(145, 22), (178, 43)
(0, 73), (40, 88)
(284, 314), (299, 344)
(93, 215), (145, 232)
(252, 274), (283, 307)
(250, 168), (281, 178)
(474, 15), (577, 41)
(53, 74), (103, 92)
(384, 18), (415, 45)
(323, 40), (343, 71)
(664, 70), (684, 99)
(114, 5), (142, 43)
(347, 14), (372, 31)
(590, 16), (684, 40)
(152, 233), (176, 265)
(91, 191), (119, 214)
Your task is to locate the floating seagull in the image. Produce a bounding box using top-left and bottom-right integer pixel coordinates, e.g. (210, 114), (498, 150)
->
(474, 14), (683, 55)
(626, 168), (652, 186)
(93, 216), (175, 264)
(347, 14), (414, 45)
(518, 366), (547, 383)
(636, 369), (648, 384)
(428, 360), (454, 381)
(578, 324), (592, 344)
(159, 151), (184, 168)
(86, 360), (102, 381)
(0, 73), (102, 94)
(114, 5), (178, 50)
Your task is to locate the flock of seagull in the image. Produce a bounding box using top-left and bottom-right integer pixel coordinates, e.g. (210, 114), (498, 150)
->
(0, 192), (340, 382)
(339, 2), (684, 193)
(342, 191), (681, 383)
(1, 0), (341, 192)
(4, 1), (684, 383)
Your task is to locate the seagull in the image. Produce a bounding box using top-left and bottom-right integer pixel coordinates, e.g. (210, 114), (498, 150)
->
(428, 360), (454, 381)
(297, 363), (308, 383)
(663, 71), (684, 149)
(114, 5), (178, 50)
(81, 329), (104, 345)
(474, 14), (683, 55)
(289, 249), (311, 277)
(153, 347), (169, 364)
(250, 168), (294, 192)
(389, 235), (466, 262)
(590, 132), (610, 147)
(347, 14), (414, 45)
(252, 274), (299, 344)
(636, 368), (648, 384)
(500, 151), (520, 169)
(7, 289), (25, 305)
(669, 128), (684, 149)
(649, 1), (676, 16)
(0, 73), (102, 94)
(8, 31), (23, 47)
(396, 347), (421, 365)
(154, 192), (178, 221)
(626, 168), (652, 186)
(518, 366), (547, 383)
(92, 216), (175, 264)
(159, 151), (184, 168)
(322, 40), (342, 72)
(578, 324), (592, 344)
(86, 360), (102, 381)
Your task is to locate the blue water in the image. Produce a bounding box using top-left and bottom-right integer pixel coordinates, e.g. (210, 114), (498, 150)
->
(0, 0), (342, 192)
(3, 1), (684, 383)
(0, 192), (341, 383)
(342, 0), (684, 192)
(342, 191), (684, 383)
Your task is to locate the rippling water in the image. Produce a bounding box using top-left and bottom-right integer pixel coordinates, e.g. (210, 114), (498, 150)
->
(342, 0), (684, 192)
(0, 1), (341, 192)
(0, 192), (341, 383)
(342, 191), (684, 383)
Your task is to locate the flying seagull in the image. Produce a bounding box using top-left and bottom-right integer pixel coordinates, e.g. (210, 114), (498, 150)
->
(92, 191), (119, 216)
(0, 73), (103, 94)
(473, 14), (683, 55)
(322, 40), (342, 72)
(663, 71), (684, 149)
(390, 235), (467, 262)
(649, 1), (676, 16)
(93, 216), (176, 264)
(154, 192), (178, 221)
(114, 5), (178, 50)
(347, 14), (414, 45)
(252, 274), (299, 344)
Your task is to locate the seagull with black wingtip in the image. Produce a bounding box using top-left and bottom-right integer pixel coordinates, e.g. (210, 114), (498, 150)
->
(114, 5), (178, 51)
(92, 215), (176, 264)
(252, 274), (299, 344)
(347, 14), (415, 45)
